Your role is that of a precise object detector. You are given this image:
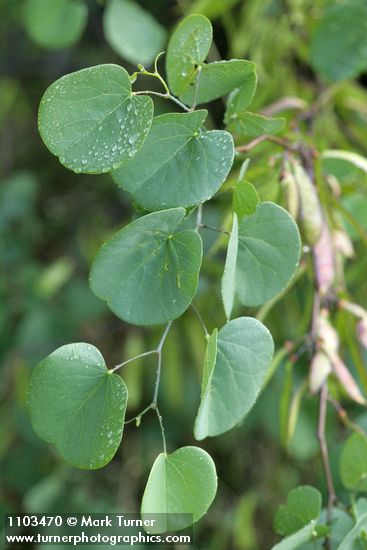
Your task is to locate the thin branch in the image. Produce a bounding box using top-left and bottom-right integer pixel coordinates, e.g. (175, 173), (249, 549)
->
(328, 396), (367, 436)
(124, 404), (153, 425)
(235, 134), (292, 153)
(317, 383), (336, 536)
(154, 406), (167, 455)
(153, 321), (173, 404)
(199, 223), (230, 235)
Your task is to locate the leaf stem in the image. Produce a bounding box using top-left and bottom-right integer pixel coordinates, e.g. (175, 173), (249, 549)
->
(190, 303), (209, 338)
(134, 90), (190, 112)
(153, 321), (173, 404)
(154, 406), (167, 455)
(110, 350), (158, 373)
(317, 383), (336, 536)
(199, 223), (230, 235)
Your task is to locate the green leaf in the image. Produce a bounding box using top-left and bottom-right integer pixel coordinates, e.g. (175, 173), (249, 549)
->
(38, 64), (153, 174)
(236, 202), (301, 307)
(274, 486), (322, 536)
(103, 0), (167, 66)
(271, 521), (318, 550)
(337, 512), (367, 550)
(166, 14), (212, 99)
(90, 208), (202, 326)
(322, 150), (367, 174)
(340, 433), (367, 492)
(112, 110), (234, 210)
(311, 0), (367, 82)
(194, 317), (274, 440)
(27, 343), (127, 469)
(23, 0), (88, 49)
(141, 446), (217, 532)
(233, 180), (259, 220)
(227, 111), (285, 138)
(221, 214), (239, 320)
(224, 72), (258, 122)
(179, 60), (256, 107)
(166, 14), (254, 106)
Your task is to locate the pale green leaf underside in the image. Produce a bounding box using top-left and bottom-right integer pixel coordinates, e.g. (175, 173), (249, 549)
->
(233, 180), (259, 219)
(141, 446), (217, 532)
(27, 343), (127, 469)
(24, 0), (88, 49)
(38, 64), (153, 174)
(274, 486), (322, 536)
(236, 202), (301, 307)
(339, 433), (367, 492)
(221, 214), (238, 320)
(337, 512), (367, 550)
(224, 72), (258, 122)
(201, 329), (218, 397)
(89, 208), (203, 326)
(194, 317), (274, 440)
(103, 0), (167, 66)
(227, 110), (285, 138)
(112, 110), (234, 210)
(271, 521), (317, 550)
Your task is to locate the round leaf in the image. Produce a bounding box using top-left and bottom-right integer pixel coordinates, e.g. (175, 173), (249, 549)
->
(38, 64), (153, 174)
(103, 0), (167, 66)
(194, 317), (274, 439)
(24, 0), (88, 49)
(112, 110), (234, 210)
(27, 343), (127, 469)
(141, 446), (217, 532)
(274, 486), (322, 536)
(236, 202), (301, 307)
(340, 433), (367, 492)
(89, 208), (203, 326)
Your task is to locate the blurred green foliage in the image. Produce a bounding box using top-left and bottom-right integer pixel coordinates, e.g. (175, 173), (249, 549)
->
(2, 0), (367, 548)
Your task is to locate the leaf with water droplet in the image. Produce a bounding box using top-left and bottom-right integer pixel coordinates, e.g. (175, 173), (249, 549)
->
(166, 15), (255, 106)
(194, 317), (274, 439)
(141, 446), (217, 532)
(90, 208), (203, 326)
(112, 110), (234, 210)
(27, 343), (128, 469)
(38, 64), (153, 174)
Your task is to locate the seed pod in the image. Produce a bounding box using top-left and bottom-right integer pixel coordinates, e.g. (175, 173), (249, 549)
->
(291, 160), (323, 246)
(317, 309), (339, 355)
(313, 223), (335, 295)
(328, 350), (366, 405)
(333, 229), (354, 259)
(309, 350), (332, 394)
(357, 317), (367, 348)
(281, 159), (299, 219)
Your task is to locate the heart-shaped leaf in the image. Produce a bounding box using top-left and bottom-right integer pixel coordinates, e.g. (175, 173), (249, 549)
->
(236, 202), (301, 307)
(38, 64), (153, 174)
(274, 486), (322, 536)
(90, 208), (202, 326)
(194, 317), (274, 440)
(27, 343), (127, 469)
(112, 110), (234, 210)
(103, 0), (167, 66)
(141, 446), (217, 532)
